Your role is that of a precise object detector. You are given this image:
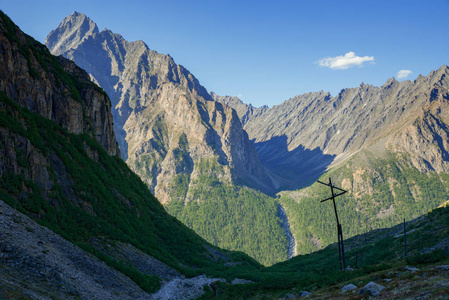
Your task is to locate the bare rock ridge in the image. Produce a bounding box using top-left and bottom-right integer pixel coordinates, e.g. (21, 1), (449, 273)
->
(215, 66), (449, 187)
(45, 11), (99, 56)
(45, 12), (279, 202)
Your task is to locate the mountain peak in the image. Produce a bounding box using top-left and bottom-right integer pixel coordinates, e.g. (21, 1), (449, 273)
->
(431, 64), (449, 78)
(45, 12), (98, 56)
(382, 77), (398, 89)
(70, 11), (85, 17)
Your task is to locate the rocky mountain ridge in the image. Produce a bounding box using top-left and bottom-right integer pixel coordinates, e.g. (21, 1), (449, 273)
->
(210, 92), (268, 126)
(45, 12), (280, 204)
(216, 66), (449, 188)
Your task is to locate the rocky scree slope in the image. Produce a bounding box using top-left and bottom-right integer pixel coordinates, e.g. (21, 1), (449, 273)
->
(0, 10), (261, 296)
(0, 199), (151, 299)
(45, 12), (280, 204)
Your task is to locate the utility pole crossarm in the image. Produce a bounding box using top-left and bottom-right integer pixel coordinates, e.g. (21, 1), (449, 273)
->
(320, 190), (347, 202)
(317, 180), (347, 193)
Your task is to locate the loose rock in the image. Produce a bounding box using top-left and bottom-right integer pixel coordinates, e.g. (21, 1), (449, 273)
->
(358, 281), (385, 297)
(231, 278), (253, 285)
(405, 266), (419, 272)
(342, 284), (357, 291)
(297, 290), (311, 297)
(436, 265), (449, 271)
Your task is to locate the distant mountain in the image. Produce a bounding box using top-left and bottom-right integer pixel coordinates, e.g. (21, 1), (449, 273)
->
(217, 68), (449, 186)
(217, 66), (449, 254)
(0, 10), (260, 297)
(45, 12), (289, 266)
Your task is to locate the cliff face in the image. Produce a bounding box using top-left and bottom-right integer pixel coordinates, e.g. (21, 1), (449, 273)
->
(0, 12), (118, 157)
(45, 12), (277, 203)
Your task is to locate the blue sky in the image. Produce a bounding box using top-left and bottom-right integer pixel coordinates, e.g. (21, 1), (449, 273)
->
(1, 0), (448, 107)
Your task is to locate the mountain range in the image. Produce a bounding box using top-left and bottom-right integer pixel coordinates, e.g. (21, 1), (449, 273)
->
(43, 11), (449, 263)
(45, 12), (282, 201)
(215, 68), (449, 186)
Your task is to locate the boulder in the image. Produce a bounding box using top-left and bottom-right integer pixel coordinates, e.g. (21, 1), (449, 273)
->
(436, 265), (449, 271)
(405, 266), (419, 272)
(297, 291), (311, 297)
(231, 278), (253, 284)
(358, 281), (385, 297)
(341, 284), (357, 291)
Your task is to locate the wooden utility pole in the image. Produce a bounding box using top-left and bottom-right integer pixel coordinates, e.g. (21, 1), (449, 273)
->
(404, 218), (407, 258)
(318, 178), (347, 270)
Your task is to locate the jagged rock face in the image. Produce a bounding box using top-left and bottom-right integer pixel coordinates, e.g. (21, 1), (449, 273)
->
(0, 13), (118, 157)
(218, 66), (449, 187)
(210, 92), (268, 126)
(45, 12), (276, 203)
(45, 11), (99, 56)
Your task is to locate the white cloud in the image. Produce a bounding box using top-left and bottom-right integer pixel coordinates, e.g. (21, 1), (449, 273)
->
(316, 52), (375, 70)
(397, 69), (412, 79)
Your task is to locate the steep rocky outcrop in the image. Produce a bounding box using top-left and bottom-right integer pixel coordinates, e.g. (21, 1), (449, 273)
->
(0, 12), (118, 157)
(45, 12), (278, 203)
(0, 10), (120, 208)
